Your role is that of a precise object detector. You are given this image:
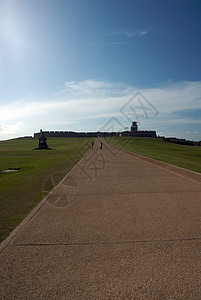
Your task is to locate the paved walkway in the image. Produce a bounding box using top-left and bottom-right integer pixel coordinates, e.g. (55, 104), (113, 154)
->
(1, 139), (201, 299)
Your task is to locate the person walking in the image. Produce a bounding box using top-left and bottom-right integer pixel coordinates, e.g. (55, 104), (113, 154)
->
(91, 141), (94, 149)
(100, 142), (103, 150)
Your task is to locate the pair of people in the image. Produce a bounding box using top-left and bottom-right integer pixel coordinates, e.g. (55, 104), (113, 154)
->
(91, 141), (103, 150)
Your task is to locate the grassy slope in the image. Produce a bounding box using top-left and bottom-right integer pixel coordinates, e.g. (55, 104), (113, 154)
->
(106, 137), (201, 174)
(0, 137), (92, 242)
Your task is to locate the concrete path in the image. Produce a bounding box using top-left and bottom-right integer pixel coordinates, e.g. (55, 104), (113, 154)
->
(1, 139), (201, 299)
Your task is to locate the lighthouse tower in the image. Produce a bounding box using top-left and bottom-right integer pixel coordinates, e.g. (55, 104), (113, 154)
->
(131, 121), (138, 132)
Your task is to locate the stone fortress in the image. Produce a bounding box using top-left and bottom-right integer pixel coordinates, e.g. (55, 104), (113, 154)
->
(34, 121), (157, 139)
(120, 121), (157, 138)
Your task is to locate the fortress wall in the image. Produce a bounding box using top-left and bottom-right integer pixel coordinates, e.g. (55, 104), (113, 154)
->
(34, 131), (98, 138)
(121, 131), (157, 138)
(34, 130), (157, 138)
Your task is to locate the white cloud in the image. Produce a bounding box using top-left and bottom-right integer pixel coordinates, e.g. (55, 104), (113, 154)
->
(64, 79), (134, 96)
(142, 81), (201, 113)
(0, 79), (201, 140)
(112, 29), (149, 38)
(123, 30), (148, 37)
(0, 121), (24, 137)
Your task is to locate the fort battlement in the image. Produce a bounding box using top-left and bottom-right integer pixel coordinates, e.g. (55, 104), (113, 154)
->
(34, 122), (157, 139)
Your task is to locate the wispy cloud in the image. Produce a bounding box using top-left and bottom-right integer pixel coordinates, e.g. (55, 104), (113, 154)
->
(0, 79), (201, 140)
(0, 121), (24, 136)
(64, 79), (134, 96)
(143, 81), (201, 113)
(122, 29), (148, 37)
(112, 29), (149, 38)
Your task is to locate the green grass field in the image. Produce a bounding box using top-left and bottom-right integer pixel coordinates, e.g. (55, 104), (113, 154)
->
(0, 137), (92, 242)
(107, 137), (201, 174)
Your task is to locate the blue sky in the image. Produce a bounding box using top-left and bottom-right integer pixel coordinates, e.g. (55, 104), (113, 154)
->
(0, 0), (201, 140)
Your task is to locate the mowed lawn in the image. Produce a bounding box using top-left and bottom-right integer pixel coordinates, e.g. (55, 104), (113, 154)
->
(0, 137), (92, 242)
(107, 137), (201, 174)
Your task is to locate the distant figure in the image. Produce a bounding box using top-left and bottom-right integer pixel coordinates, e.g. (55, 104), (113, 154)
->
(91, 141), (94, 149)
(100, 142), (103, 150)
